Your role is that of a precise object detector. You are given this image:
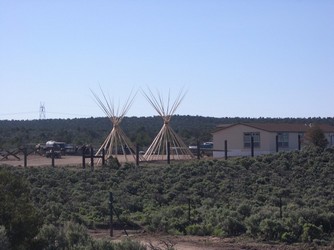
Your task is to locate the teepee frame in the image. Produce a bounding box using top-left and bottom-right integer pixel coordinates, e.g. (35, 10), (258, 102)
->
(91, 87), (141, 162)
(142, 88), (194, 161)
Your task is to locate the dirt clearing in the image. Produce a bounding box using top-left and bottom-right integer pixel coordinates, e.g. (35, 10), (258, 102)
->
(89, 229), (332, 250)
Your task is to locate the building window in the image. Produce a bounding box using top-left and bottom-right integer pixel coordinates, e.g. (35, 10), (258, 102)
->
(277, 132), (289, 148)
(244, 132), (260, 148)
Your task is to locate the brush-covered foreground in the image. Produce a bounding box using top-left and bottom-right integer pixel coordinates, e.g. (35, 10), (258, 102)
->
(1, 146), (334, 249)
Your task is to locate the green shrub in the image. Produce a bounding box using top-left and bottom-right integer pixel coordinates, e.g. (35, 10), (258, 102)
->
(259, 219), (284, 240)
(114, 239), (146, 250)
(90, 240), (116, 250)
(185, 224), (213, 236)
(281, 232), (297, 244)
(34, 222), (91, 250)
(34, 224), (62, 249)
(0, 169), (41, 249)
(213, 227), (225, 237)
(0, 225), (10, 250)
(245, 214), (262, 237)
(301, 223), (323, 243)
(3, 145), (334, 244)
(221, 216), (246, 236)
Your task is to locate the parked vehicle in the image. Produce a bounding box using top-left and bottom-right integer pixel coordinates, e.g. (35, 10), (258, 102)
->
(189, 142), (213, 156)
(45, 150), (61, 158)
(44, 141), (64, 158)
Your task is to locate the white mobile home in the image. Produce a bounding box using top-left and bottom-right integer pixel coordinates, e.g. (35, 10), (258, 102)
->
(212, 123), (334, 158)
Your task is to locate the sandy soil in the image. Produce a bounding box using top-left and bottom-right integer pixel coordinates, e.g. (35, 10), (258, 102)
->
(0, 154), (84, 167)
(90, 229), (331, 250)
(0, 154), (141, 167)
(0, 153), (193, 167)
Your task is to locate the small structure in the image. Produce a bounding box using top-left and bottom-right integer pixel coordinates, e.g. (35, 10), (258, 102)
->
(212, 123), (334, 158)
(142, 88), (194, 161)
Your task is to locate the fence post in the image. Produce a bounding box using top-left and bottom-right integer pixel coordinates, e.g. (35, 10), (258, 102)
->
(90, 146), (94, 171)
(298, 135), (301, 150)
(197, 140), (200, 160)
(24, 147), (27, 167)
(51, 148), (55, 167)
(82, 148), (86, 169)
(136, 144), (139, 167)
(224, 140), (228, 160)
(279, 196), (283, 219)
(251, 136), (254, 157)
(102, 148), (105, 166)
(167, 142), (170, 164)
(109, 192), (113, 237)
(188, 198), (191, 223)
(276, 135), (279, 153)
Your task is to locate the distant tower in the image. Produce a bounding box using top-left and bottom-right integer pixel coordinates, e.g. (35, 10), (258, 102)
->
(39, 102), (46, 119)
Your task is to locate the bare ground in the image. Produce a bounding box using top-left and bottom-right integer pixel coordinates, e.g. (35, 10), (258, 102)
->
(90, 229), (333, 250)
(0, 152), (197, 168)
(0, 154), (136, 167)
(0, 154), (83, 167)
(0, 154), (190, 167)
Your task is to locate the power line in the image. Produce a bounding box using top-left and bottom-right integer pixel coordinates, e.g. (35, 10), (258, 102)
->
(0, 112), (37, 117)
(0, 111), (91, 119)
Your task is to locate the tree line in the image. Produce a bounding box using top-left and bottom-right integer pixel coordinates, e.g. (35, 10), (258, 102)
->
(1, 115), (334, 149)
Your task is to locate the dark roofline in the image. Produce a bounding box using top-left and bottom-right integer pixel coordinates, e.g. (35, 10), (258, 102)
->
(213, 123), (334, 134)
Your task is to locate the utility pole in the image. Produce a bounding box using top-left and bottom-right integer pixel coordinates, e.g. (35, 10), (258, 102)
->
(39, 102), (46, 119)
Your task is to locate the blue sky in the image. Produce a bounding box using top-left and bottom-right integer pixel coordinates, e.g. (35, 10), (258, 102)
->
(0, 0), (333, 120)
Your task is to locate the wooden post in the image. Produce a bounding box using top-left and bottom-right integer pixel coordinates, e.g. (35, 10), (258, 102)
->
(109, 192), (113, 237)
(188, 198), (191, 223)
(102, 148), (105, 166)
(279, 196), (283, 219)
(82, 148), (86, 169)
(276, 135), (279, 153)
(197, 140), (200, 160)
(224, 140), (228, 160)
(51, 148), (55, 167)
(90, 146), (94, 171)
(24, 147), (27, 167)
(136, 144), (139, 167)
(298, 135), (301, 150)
(167, 142), (170, 164)
(251, 136), (254, 157)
